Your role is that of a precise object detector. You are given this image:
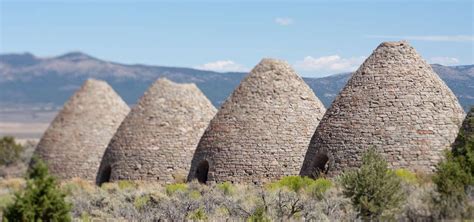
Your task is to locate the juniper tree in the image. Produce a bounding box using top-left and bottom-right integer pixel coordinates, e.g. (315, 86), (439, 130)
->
(3, 158), (71, 221)
(0, 136), (23, 166)
(340, 148), (404, 221)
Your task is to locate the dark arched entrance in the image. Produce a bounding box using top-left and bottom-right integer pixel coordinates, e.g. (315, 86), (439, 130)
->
(196, 161), (209, 183)
(310, 152), (329, 178)
(97, 165), (112, 185)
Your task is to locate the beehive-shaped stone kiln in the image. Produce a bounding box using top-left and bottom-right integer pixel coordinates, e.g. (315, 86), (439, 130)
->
(96, 78), (216, 184)
(300, 41), (465, 177)
(34, 79), (130, 180)
(188, 58), (326, 184)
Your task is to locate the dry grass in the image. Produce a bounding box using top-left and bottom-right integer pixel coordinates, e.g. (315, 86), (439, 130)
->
(0, 178), (25, 193)
(53, 178), (362, 221)
(1, 171), (472, 221)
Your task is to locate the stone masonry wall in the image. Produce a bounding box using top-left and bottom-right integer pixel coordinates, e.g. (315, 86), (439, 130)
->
(188, 59), (326, 184)
(34, 79), (130, 180)
(300, 41), (465, 177)
(97, 78), (216, 184)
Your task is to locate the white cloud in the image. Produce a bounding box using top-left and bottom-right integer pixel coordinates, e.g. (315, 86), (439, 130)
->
(429, 57), (460, 66)
(275, 17), (294, 26)
(294, 55), (366, 75)
(195, 60), (248, 73)
(366, 35), (474, 42)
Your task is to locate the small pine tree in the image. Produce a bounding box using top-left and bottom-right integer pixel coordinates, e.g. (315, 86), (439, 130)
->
(340, 148), (404, 221)
(0, 136), (24, 166)
(3, 157), (71, 221)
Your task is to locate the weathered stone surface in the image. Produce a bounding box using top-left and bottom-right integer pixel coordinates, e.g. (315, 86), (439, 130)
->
(97, 78), (216, 184)
(300, 41), (465, 177)
(34, 79), (130, 180)
(188, 59), (326, 184)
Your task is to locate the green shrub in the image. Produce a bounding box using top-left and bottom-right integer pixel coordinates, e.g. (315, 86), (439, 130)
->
(432, 153), (470, 218)
(188, 207), (208, 221)
(133, 194), (150, 210)
(433, 150), (473, 218)
(394, 169), (418, 185)
(165, 183), (188, 196)
(268, 176), (332, 199)
(117, 180), (136, 190)
(247, 205), (270, 222)
(216, 181), (235, 196)
(80, 212), (91, 222)
(434, 152), (472, 198)
(100, 182), (119, 193)
(0, 136), (23, 166)
(432, 111), (474, 219)
(268, 176), (314, 193)
(0, 194), (14, 211)
(2, 158), (71, 221)
(340, 148), (405, 221)
(308, 178), (332, 199)
(189, 190), (202, 199)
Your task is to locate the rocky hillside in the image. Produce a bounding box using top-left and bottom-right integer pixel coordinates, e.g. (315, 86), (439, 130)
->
(1, 52), (472, 111)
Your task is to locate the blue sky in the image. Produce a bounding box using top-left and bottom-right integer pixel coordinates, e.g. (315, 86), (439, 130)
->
(1, 0), (473, 77)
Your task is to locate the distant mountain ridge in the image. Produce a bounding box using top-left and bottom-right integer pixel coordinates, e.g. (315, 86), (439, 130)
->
(1, 52), (473, 111)
(0, 52), (246, 108)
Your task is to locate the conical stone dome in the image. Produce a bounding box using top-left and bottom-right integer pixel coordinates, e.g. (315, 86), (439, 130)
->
(34, 79), (130, 180)
(300, 41), (465, 177)
(188, 58), (326, 184)
(96, 78), (216, 184)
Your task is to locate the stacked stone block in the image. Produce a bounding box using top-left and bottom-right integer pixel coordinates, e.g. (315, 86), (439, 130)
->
(34, 79), (130, 180)
(96, 78), (216, 184)
(300, 41), (465, 177)
(188, 59), (326, 184)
